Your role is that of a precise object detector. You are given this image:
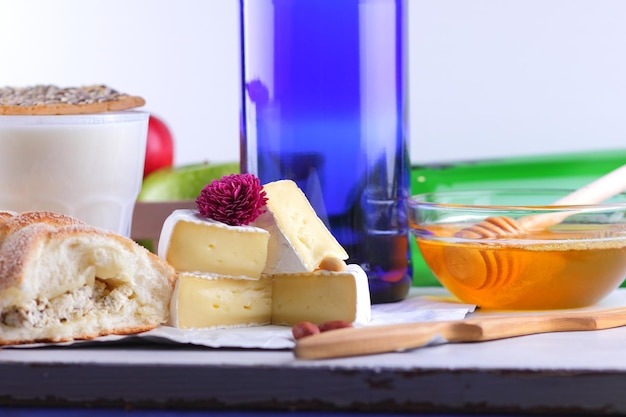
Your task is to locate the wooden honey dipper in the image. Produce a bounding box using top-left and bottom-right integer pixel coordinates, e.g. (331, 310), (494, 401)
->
(455, 163), (626, 239)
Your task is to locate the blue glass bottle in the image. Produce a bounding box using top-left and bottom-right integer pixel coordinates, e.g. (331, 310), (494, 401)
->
(240, 0), (411, 303)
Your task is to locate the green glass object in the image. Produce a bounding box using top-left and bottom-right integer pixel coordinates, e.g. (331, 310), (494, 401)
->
(410, 148), (626, 287)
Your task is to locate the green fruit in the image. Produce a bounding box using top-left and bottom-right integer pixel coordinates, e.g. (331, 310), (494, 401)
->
(138, 161), (240, 202)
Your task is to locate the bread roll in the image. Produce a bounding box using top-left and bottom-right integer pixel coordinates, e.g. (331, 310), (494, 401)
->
(0, 211), (176, 345)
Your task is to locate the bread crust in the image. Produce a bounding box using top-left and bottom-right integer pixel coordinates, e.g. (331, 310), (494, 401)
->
(0, 211), (82, 238)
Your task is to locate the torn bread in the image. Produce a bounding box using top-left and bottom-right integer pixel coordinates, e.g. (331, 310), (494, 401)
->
(0, 211), (176, 345)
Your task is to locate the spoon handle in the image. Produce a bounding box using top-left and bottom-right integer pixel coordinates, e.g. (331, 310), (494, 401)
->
(294, 307), (626, 360)
(552, 164), (626, 206)
(516, 163), (626, 231)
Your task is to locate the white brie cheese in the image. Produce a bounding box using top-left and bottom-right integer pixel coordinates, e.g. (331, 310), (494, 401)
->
(254, 180), (348, 274)
(168, 272), (273, 330)
(271, 264), (371, 326)
(158, 209), (270, 279)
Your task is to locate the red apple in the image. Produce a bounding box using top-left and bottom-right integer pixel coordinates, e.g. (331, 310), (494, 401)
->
(144, 114), (174, 178)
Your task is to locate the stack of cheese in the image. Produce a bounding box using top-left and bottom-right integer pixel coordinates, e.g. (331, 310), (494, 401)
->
(158, 179), (371, 330)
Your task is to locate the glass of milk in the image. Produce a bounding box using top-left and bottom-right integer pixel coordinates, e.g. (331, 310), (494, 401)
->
(0, 111), (148, 237)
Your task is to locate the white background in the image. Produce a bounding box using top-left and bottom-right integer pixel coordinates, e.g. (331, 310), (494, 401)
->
(1, 0), (625, 167)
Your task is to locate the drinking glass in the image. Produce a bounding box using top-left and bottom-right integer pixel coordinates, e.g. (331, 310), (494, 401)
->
(0, 111), (148, 237)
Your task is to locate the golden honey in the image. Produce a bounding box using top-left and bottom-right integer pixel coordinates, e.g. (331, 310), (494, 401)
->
(415, 224), (626, 310)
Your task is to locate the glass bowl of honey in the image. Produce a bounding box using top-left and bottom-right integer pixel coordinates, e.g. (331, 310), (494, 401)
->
(408, 189), (626, 310)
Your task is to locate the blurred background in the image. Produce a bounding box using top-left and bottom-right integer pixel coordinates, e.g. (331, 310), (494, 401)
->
(1, 0), (625, 167)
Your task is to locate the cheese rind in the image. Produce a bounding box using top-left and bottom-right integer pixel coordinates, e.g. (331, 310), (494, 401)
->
(254, 180), (348, 274)
(271, 264), (371, 326)
(158, 209), (269, 278)
(169, 272), (273, 330)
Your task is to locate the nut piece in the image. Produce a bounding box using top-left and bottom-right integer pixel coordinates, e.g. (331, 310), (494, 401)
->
(317, 256), (347, 272)
(292, 320), (354, 340)
(318, 320), (353, 332)
(292, 321), (320, 340)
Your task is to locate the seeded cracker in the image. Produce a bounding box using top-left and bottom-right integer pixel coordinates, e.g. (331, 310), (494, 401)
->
(0, 85), (145, 115)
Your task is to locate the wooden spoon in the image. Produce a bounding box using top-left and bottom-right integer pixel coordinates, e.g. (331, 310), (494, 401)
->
(455, 163), (626, 238)
(294, 306), (626, 360)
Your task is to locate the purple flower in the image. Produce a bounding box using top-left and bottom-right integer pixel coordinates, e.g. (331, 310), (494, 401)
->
(196, 173), (268, 226)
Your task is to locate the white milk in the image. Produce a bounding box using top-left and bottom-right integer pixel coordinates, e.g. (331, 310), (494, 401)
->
(0, 111), (148, 236)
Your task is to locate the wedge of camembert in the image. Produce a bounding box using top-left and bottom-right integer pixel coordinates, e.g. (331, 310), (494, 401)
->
(168, 265), (371, 330)
(158, 209), (270, 279)
(271, 264), (371, 326)
(169, 273), (273, 330)
(253, 180), (349, 274)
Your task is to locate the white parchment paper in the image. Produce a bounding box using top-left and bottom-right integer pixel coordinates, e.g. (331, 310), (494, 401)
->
(8, 289), (476, 350)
